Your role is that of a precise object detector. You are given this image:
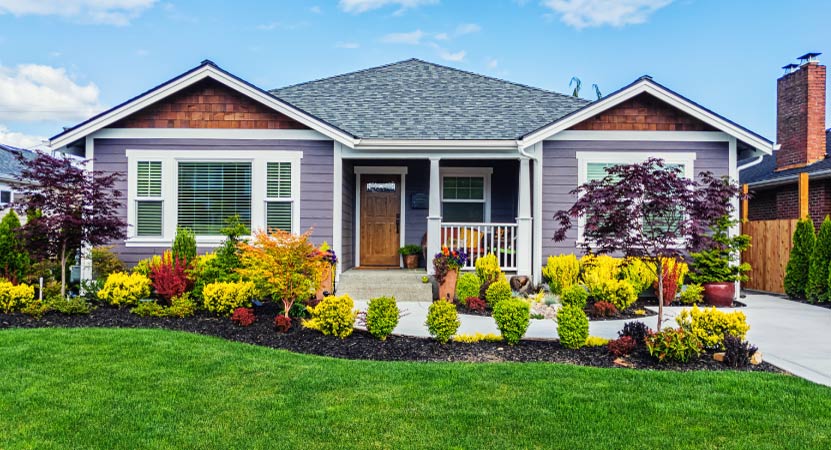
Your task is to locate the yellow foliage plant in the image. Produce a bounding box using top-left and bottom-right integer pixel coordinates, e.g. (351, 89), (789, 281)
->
(542, 254), (580, 295)
(0, 281), (35, 313)
(676, 305), (749, 350)
(98, 272), (151, 307)
(474, 253), (504, 284)
(202, 281), (256, 316)
(303, 294), (356, 339)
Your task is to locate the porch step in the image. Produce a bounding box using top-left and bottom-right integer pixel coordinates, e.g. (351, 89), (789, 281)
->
(336, 269), (433, 302)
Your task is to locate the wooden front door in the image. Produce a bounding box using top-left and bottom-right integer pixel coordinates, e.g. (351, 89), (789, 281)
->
(360, 174), (401, 267)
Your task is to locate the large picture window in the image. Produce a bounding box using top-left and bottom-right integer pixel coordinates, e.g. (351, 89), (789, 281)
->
(177, 161), (252, 235)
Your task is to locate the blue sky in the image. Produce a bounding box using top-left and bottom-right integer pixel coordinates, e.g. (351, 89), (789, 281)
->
(0, 0), (828, 148)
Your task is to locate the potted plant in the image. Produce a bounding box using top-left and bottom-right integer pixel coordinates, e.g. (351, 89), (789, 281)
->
(433, 246), (468, 302)
(688, 216), (751, 307)
(314, 242), (337, 301)
(399, 244), (422, 269)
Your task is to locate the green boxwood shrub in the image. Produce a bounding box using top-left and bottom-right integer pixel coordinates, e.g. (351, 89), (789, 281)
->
(557, 305), (589, 349)
(560, 284), (588, 309)
(808, 216), (831, 303)
(485, 279), (512, 307)
(455, 273), (482, 305)
(426, 300), (460, 344)
(492, 298), (530, 345)
(366, 296), (399, 341)
(303, 294), (357, 339)
(784, 218), (815, 299)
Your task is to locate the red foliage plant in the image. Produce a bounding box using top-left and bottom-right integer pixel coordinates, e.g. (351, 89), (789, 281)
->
(658, 262), (683, 306)
(274, 314), (292, 333)
(608, 336), (637, 357)
(465, 297), (486, 312)
(231, 307), (256, 327)
(149, 254), (191, 304)
(591, 301), (619, 318)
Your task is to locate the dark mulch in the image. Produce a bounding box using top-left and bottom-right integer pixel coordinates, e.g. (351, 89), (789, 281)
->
(586, 298), (657, 321)
(0, 303), (782, 373)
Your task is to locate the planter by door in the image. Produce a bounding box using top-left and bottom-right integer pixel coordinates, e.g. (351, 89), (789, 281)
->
(437, 269), (458, 302)
(403, 254), (419, 269)
(703, 282), (734, 307)
(315, 264), (334, 301)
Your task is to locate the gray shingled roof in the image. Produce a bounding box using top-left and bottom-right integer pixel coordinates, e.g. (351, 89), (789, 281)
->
(0, 144), (36, 181)
(740, 129), (831, 185)
(270, 59), (590, 140)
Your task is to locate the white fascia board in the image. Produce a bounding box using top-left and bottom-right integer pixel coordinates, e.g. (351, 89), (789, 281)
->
(547, 130), (730, 142)
(354, 139), (518, 151)
(94, 128), (329, 140)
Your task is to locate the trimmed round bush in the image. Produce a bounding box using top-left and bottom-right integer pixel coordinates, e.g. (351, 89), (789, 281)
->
(557, 305), (589, 349)
(0, 281), (35, 313)
(455, 273), (482, 304)
(492, 298), (530, 345)
(595, 279), (637, 312)
(366, 296), (400, 341)
(202, 281), (256, 316)
(426, 300), (460, 344)
(98, 272), (151, 307)
(485, 279), (512, 307)
(560, 284), (588, 309)
(303, 294), (357, 339)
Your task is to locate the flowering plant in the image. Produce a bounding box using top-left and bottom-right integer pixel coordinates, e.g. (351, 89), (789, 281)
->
(433, 247), (468, 284)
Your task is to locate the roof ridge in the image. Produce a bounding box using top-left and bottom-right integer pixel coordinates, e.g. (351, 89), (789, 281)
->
(270, 58), (420, 93)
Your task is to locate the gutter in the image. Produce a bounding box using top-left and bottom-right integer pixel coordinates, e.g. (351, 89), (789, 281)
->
(748, 168), (831, 189)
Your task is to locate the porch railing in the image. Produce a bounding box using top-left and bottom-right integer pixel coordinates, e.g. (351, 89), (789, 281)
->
(440, 222), (518, 271)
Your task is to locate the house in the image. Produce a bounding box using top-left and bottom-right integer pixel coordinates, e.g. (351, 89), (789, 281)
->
(741, 53), (830, 228)
(0, 143), (37, 213)
(47, 58), (774, 283)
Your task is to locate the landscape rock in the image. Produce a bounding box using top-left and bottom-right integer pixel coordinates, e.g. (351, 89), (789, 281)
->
(510, 276), (531, 294)
(713, 352), (726, 362)
(751, 351), (763, 365)
(613, 357), (634, 368)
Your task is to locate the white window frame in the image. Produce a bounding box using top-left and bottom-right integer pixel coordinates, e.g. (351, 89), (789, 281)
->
(264, 161), (297, 233)
(440, 167), (493, 223)
(125, 149), (302, 247)
(0, 188), (13, 207)
(134, 160), (165, 237)
(575, 151), (696, 244)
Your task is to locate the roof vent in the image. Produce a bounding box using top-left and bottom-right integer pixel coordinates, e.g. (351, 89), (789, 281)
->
(797, 52), (821, 65)
(782, 63), (799, 74)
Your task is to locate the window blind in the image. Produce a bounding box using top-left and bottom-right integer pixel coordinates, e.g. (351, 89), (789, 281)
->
(136, 161), (163, 236)
(266, 162), (293, 231)
(178, 162), (252, 235)
(136, 200), (163, 236)
(137, 161), (162, 197)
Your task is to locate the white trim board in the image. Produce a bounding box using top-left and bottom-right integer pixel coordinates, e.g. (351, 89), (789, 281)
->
(94, 128), (329, 140)
(353, 166), (408, 268)
(547, 130), (731, 142)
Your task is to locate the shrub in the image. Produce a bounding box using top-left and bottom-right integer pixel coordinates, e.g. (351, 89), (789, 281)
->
(560, 285), (588, 309)
(557, 305), (589, 349)
(654, 258), (688, 304)
(303, 294), (356, 339)
(50, 297), (92, 315)
(784, 218), (815, 299)
(646, 328), (703, 363)
(608, 336), (637, 357)
(594, 279), (637, 311)
(149, 252), (191, 303)
(425, 300), (460, 344)
(452, 333), (502, 343)
(130, 301), (166, 317)
(202, 281), (256, 316)
(679, 284), (705, 305)
(492, 298), (530, 345)
(580, 254), (622, 295)
(132, 255), (162, 277)
(0, 211), (30, 284)
(676, 305), (749, 350)
(585, 336), (609, 347)
(619, 321), (651, 346)
(0, 281), (35, 313)
(172, 227), (197, 264)
(366, 296), (399, 341)
(20, 300), (50, 319)
(465, 296), (486, 312)
(231, 307), (256, 327)
(474, 253), (502, 284)
(620, 258), (656, 294)
(485, 279), (512, 307)
(542, 254), (580, 295)
(398, 244), (422, 255)
(808, 216), (831, 302)
(455, 273), (482, 304)
(91, 246), (124, 281)
(723, 334), (759, 368)
(98, 272), (151, 307)
(590, 300), (619, 318)
(274, 314), (292, 333)
(166, 293), (196, 318)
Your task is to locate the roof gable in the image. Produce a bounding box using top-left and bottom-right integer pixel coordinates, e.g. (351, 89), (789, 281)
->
(570, 92), (717, 132)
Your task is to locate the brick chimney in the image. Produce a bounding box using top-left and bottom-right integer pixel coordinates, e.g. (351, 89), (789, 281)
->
(776, 53), (827, 171)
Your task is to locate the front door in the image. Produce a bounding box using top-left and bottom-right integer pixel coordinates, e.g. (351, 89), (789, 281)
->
(360, 175), (401, 267)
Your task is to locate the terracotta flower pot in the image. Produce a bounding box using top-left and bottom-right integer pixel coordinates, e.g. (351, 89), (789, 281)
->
(437, 269), (458, 302)
(403, 254), (419, 269)
(703, 282), (734, 307)
(315, 263), (334, 301)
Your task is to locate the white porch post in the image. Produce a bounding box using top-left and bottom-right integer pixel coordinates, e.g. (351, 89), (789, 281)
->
(517, 157), (532, 277)
(728, 136), (740, 301)
(79, 135), (94, 283)
(427, 157), (442, 275)
(333, 142), (343, 281)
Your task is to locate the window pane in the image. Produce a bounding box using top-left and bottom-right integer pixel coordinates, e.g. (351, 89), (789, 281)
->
(266, 162), (292, 198)
(443, 176), (484, 200)
(137, 161), (162, 197)
(136, 200), (163, 236)
(0, 191), (10, 204)
(442, 202), (484, 222)
(178, 162), (252, 235)
(366, 182), (396, 192)
(266, 201), (292, 232)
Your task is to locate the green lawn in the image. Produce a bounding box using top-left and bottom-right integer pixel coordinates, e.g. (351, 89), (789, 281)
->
(1, 328), (830, 449)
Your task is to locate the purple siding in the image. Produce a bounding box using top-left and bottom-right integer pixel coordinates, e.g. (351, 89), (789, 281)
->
(341, 159), (355, 270)
(94, 138), (334, 266)
(541, 140), (730, 264)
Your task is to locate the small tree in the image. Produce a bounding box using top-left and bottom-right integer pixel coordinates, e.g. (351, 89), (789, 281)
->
(553, 158), (740, 330)
(171, 226), (197, 264)
(807, 216), (831, 303)
(0, 211), (30, 284)
(13, 153), (126, 297)
(785, 218), (816, 299)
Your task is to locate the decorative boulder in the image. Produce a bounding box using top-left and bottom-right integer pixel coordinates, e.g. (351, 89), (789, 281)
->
(510, 276), (531, 295)
(750, 351), (763, 365)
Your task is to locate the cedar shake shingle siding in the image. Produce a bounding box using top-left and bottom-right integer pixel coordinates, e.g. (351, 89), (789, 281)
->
(570, 93), (718, 132)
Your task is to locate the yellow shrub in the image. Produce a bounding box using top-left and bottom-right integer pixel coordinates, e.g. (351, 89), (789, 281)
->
(542, 254), (580, 295)
(676, 305), (749, 350)
(0, 281), (35, 313)
(585, 336), (610, 347)
(620, 258), (657, 294)
(580, 255), (623, 296)
(474, 253), (503, 284)
(98, 272), (151, 307)
(132, 254), (163, 277)
(202, 281), (256, 316)
(594, 279), (638, 311)
(303, 294), (356, 339)
(452, 333), (503, 343)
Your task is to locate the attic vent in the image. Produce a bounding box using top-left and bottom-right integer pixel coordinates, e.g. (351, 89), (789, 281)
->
(797, 52), (821, 65)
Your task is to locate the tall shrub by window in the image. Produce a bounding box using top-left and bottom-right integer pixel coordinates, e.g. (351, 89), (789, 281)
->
(178, 162), (252, 235)
(135, 161), (162, 236)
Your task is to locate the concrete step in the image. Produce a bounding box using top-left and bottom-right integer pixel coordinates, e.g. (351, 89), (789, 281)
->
(336, 269), (433, 301)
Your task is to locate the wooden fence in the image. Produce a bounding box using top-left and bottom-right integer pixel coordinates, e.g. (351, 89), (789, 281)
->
(741, 219), (798, 293)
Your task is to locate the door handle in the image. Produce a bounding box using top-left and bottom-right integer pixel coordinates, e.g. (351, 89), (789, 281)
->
(396, 213), (400, 234)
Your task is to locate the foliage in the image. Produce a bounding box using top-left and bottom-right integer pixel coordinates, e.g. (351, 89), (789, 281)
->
(557, 305), (589, 349)
(608, 336), (637, 357)
(679, 284), (705, 305)
(366, 296), (399, 341)
(0, 210), (29, 284)
(580, 255), (622, 286)
(492, 298), (530, 345)
(130, 301), (166, 317)
(132, 255), (162, 277)
(595, 279), (638, 311)
(465, 296), (486, 312)
(620, 258), (656, 294)
(303, 294), (356, 339)
(590, 300), (619, 318)
(654, 258), (688, 304)
(149, 253), (191, 303)
(0, 281), (35, 313)
(425, 300), (460, 344)
(98, 272), (151, 307)
(784, 218), (815, 299)
(171, 227), (197, 264)
(585, 336), (609, 347)
(723, 334), (759, 368)
(14, 152), (126, 298)
(190, 216), (249, 299)
(676, 305), (749, 350)
(452, 332), (502, 343)
(202, 281), (256, 316)
(398, 244), (422, 256)
(808, 216), (831, 302)
(688, 215), (751, 284)
(20, 299), (51, 319)
(433, 247), (468, 284)
(646, 328), (703, 363)
(274, 315), (292, 333)
(91, 246), (124, 280)
(455, 273), (482, 304)
(619, 321), (651, 346)
(542, 254), (580, 295)
(560, 284), (588, 309)
(485, 279), (512, 307)
(167, 293), (197, 318)
(474, 253), (502, 284)
(50, 296), (92, 315)
(237, 229), (324, 317)
(230, 307), (256, 327)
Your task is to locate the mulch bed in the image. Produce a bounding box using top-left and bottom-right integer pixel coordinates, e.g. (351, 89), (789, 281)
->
(0, 303), (783, 373)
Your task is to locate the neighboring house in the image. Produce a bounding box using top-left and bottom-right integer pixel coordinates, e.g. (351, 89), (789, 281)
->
(47, 58), (773, 282)
(741, 53), (830, 228)
(0, 143), (37, 214)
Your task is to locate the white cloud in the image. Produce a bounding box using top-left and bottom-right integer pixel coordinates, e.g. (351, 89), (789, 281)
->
(309, 5), (322, 13)
(381, 29), (424, 45)
(0, 125), (45, 149)
(0, 64), (102, 122)
(434, 32), (449, 40)
(455, 23), (481, 35)
(542, 0), (672, 29)
(338, 0), (437, 14)
(437, 49), (465, 62)
(335, 41), (360, 49)
(0, 0), (157, 26)
(486, 58), (498, 69)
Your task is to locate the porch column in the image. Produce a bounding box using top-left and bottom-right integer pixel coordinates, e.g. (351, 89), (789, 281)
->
(516, 157), (532, 277)
(427, 157), (442, 275)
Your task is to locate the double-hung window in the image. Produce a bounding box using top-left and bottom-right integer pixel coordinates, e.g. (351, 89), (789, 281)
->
(177, 161), (252, 235)
(441, 169), (491, 222)
(265, 162), (294, 232)
(135, 161), (163, 237)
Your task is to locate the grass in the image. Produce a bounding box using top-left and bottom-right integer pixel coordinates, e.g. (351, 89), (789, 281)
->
(1, 328), (831, 449)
